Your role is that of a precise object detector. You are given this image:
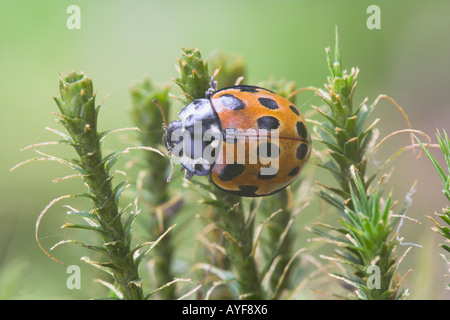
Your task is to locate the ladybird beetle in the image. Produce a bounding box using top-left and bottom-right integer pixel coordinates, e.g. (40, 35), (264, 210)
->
(163, 82), (311, 197)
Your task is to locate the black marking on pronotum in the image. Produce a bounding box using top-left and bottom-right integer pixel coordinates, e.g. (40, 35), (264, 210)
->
(186, 114), (194, 122)
(258, 97), (279, 110)
(205, 137), (217, 159)
(296, 121), (308, 139)
(257, 116), (280, 130)
(218, 164), (246, 181)
(296, 143), (309, 160)
(289, 105), (300, 116)
(218, 93), (246, 111)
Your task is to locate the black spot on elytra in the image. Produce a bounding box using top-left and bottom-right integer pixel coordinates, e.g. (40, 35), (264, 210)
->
(288, 166), (300, 177)
(257, 116), (279, 130)
(257, 142), (279, 158)
(296, 121), (308, 139)
(219, 93), (246, 111)
(218, 164), (245, 181)
(237, 185), (259, 196)
(296, 143), (309, 160)
(258, 97), (279, 110)
(289, 105), (300, 116)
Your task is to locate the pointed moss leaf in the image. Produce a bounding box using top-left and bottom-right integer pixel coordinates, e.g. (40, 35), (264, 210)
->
(329, 150), (352, 170)
(195, 263), (240, 297)
(104, 152), (121, 173)
(314, 106), (341, 128)
(356, 103), (375, 132)
(344, 116), (358, 136)
(314, 160), (347, 182)
(439, 211), (450, 226)
(174, 47), (210, 103)
(62, 222), (108, 236)
(437, 130), (450, 170)
(144, 278), (192, 300)
(94, 279), (123, 299)
(87, 261), (120, 274)
(441, 243), (450, 254)
(112, 181), (128, 204)
(135, 224), (176, 266)
(200, 198), (229, 209)
(52, 239), (109, 256)
(415, 135), (447, 184)
(318, 183), (349, 200)
(65, 209), (98, 221)
(310, 226), (340, 241)
(32, 150), (85, 175)
(316, 190), (345, 213)
(358, 129), (374, 156)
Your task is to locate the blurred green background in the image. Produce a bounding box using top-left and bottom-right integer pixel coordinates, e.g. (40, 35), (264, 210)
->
(1, 0), (449, 299)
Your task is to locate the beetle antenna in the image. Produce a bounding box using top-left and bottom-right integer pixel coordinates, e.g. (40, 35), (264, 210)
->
(209, 75), (217, 91)
(152, 98), (168, 129)
(153, 99), (174, 182)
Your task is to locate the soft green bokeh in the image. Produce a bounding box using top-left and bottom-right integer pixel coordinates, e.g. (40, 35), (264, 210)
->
(1, 0), (449, 299)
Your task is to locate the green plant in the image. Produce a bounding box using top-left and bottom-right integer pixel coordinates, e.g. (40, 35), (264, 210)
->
(416, 130), (450, 288)
(12, 71), (178, 300)
(309, 32), (418, 299)
(129, 78), (183, 299)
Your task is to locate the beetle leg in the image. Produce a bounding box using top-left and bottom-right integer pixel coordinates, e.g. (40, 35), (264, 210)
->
(205, 75), (217, 99)
(184, 170), (194, 180)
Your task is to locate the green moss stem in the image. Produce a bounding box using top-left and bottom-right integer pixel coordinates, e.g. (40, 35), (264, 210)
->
(54, 71), (143, 299)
